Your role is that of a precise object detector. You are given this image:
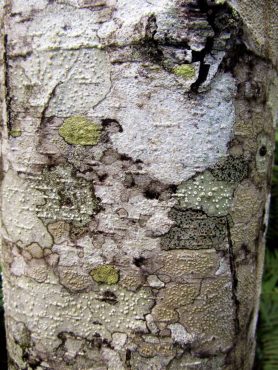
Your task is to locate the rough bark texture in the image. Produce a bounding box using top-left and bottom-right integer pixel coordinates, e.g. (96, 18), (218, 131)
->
(0, 1), (278, 369)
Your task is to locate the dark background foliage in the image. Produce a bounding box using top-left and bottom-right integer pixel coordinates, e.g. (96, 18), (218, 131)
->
(0, 270), (7, 368)
(255, 131), (278, 370)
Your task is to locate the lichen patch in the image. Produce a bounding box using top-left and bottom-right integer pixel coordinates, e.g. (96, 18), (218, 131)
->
(172, 64), (196, 79)
(59, 116), (102, 146)
(34, 164), (99, 226)
(90, 264), (119, 285)
(176, 171), (234, 216)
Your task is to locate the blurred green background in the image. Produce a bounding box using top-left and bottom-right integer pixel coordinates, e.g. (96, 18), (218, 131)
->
(255, 131), (278, 370)
(0, 135), (277, 369)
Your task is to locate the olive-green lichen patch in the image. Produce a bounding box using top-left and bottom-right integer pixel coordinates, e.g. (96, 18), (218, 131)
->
(161, 207), (227, 250)
(90, 265), (119, 285)
(10, 129), (22, 138)
(172, 64), (196, 79)
(210, 156), (249, 183)
(59, 116), (101, 146)
(34, 164), (99, 226)
(176, 171), (234, 216)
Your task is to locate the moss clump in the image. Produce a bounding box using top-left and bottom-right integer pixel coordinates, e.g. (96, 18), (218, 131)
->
(10, 129), (22, 138)
(90, 265), (119, 285)
(59, 116), (101, 146)
(172, 64), (196, 79)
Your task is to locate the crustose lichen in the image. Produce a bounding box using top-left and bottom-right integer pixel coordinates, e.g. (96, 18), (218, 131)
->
(90, 264), (119, 285)
(172, 64), (196, 79)
(59, 116), (102, 146)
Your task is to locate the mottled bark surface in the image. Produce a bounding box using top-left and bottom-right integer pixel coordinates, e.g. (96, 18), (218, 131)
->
(0, 1), (277, 369)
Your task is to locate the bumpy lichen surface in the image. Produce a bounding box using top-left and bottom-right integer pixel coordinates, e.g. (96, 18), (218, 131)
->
(211, 155), (249, 183)
(90, 265), (119, 285)
(161, 207), (228, 250)
(172, 64), (196, 78)
(59, 116), (102, 146)
(176, 171), (234, 216)
(2, 0), (277, 369)
(34, 164), (99, 226)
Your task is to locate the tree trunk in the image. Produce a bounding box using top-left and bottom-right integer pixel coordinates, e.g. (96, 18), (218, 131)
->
(1, 1), (277, 369)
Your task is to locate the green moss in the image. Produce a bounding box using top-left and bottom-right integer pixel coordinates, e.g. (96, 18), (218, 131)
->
(90, 264), (119, 285)
(10, 129), (22, 138)
(172, 64), (196, 79)
(59, 116), (101, 146)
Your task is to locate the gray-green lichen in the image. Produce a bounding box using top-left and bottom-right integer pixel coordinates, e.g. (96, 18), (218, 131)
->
(59, 116), (102, 146)
(176, 171), (234, 216)
(161, 207), (228, 250)
(3, 0), (277, 368)
(210, 155), (249, 183)
(2, 169), (53, 248)
(34, 164), (99, 226)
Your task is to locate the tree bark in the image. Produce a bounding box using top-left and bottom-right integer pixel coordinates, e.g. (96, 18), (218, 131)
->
(1, 1), (277, 369)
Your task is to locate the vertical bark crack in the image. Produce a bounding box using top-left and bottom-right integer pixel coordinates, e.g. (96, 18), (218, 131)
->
(190, 37), (213, 92)
(226, 219), (240, 336)
(3, 33), (12, 133)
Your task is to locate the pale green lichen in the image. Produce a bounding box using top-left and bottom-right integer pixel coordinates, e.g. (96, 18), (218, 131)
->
(172, 64), (196, 79)
(176, 171), (234, 216)
(90, 265), (119, 285)
(59, 116), (101, 146)
(10, 129), (22, 138)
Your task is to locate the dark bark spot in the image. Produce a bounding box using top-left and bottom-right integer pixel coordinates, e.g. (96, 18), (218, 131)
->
(259, 145), (267, 157)
(101, 118), (123, 133)
(144, 188), (160, 199)
(133, 256), (146, 267)
(99, 290), (118, 305)
(98, 173), (108, 182)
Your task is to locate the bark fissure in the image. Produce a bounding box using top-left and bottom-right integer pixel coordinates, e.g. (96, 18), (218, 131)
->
(226, 219), (240, 336)
(40, 81), (62, 127)
(3, 33), (11, 133)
